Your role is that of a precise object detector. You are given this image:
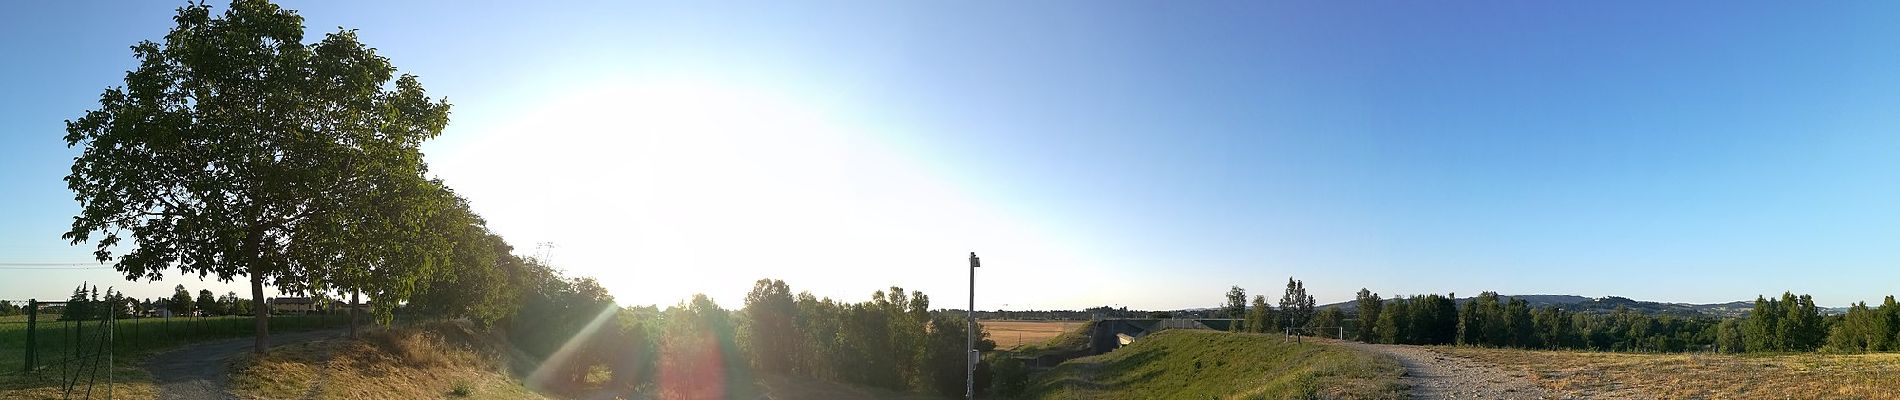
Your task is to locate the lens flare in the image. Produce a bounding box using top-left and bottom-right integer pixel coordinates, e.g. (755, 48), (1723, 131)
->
(526, 303), (621, 391)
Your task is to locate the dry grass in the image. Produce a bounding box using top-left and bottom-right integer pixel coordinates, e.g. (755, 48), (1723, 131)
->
(229, 322), (546, 400)
(1437, 347), (1900, 399)
(0, 357), (159, 400)
(983, 320), (1087, 350)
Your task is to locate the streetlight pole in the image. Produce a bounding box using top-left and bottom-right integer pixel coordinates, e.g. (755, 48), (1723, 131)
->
(967, 252), (980, 400)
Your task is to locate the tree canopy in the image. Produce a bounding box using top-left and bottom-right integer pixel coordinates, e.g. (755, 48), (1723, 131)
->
(63, 0), (450, 353)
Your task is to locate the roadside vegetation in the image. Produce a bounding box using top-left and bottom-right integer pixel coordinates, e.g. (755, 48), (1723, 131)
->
(1025, 330), (1402, 399)
(0, 357), (156, 400)
(228, 321), (545, 400)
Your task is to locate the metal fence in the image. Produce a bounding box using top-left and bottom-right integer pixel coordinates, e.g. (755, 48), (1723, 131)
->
(3, 299), (345, 376)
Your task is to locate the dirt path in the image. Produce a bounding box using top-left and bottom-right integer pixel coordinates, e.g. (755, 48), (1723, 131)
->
(1336, 341), (1555, 399)
(147, 329), (344, 400)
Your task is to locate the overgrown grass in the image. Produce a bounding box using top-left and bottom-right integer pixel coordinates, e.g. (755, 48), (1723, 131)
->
(1025, 330), (1403, 400)
(0, 353), (158, 400)
(229, 321), (546, 400)
(1439, 346), (1900, 399)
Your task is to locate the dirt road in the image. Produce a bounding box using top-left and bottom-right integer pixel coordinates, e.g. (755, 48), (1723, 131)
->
(1336, 341), (1556, 399)
(147, 329), (343, 400)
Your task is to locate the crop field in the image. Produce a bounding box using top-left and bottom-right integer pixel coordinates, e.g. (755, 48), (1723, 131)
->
(1438, 346), (1900, 399)
(981, 320), (1086, 350)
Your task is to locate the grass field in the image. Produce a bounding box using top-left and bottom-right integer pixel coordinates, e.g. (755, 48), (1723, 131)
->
(1026, 330), (1403, 399)
(0, 313), (344, 377)
(1439, 347), (1900, 399)
(982, 320), (1087, 350)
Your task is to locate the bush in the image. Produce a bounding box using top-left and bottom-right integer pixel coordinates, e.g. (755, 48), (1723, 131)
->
(989, 355), (1030, 398)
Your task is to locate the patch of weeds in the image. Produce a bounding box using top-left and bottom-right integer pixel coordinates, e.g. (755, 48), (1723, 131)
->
(450, 381), (474, 397)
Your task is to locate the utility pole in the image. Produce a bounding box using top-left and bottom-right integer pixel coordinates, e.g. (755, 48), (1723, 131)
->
(967, 252), (980, 400)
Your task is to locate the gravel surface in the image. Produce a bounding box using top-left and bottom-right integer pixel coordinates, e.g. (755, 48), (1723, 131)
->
(147, 329), (343, 400)
(1338, 341), (1556, 400)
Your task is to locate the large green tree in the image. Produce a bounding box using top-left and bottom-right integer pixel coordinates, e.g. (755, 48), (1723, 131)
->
(1245, 294), (1275, 334)
(1354, 289), (1381, 341)
(1279, 278), (1315, 330)
(169, 285), (194, 316)
(196, 289), (219, 315)
(742, 278), (798, 373)
(63, 0), (451, 353)
(1222, 286), (1248, 321)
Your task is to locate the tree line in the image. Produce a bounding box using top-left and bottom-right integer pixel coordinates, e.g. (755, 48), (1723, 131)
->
(55, 283), (262, 320)
(1363, 290), (1898, 354)
(1224, 282), (1900, 354)
(1222, 278), (1341, 336)
(488, 277), (1013, 398)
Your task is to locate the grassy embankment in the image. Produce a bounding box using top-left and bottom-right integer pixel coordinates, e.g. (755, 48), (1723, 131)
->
(1440, 346), (1900, 399)
(0, 313), (343, 400)
(1025, 330), (1403, 400)
(229, 321), (545, 400)
(1009, 320), (1093, 358)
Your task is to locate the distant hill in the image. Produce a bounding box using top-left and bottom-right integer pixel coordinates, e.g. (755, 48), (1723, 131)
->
(1319, 294), (1773, 318)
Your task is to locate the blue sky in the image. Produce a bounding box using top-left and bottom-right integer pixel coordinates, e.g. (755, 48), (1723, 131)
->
(4, 1), (1900, 309)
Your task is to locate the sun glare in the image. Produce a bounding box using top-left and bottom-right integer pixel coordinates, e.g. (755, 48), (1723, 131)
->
(431, 75), (1110, 309)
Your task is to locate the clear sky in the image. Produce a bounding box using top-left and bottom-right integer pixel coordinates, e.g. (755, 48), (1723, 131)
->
(4, 1), (1900, 310)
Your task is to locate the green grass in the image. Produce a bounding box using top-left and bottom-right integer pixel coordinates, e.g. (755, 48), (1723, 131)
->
(1025, 330), (1403, 400)
(0, 313), (345, 376)
(1011, 320), (1094, 358)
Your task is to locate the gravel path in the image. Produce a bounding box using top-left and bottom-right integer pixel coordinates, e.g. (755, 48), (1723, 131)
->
(147, 329), (344, 400)
(1337, 341), (1556, 399)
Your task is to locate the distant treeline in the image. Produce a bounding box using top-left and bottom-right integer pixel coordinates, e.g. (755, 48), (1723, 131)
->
(1224, 280), (1900, 354)
(50, 283), (264, 321)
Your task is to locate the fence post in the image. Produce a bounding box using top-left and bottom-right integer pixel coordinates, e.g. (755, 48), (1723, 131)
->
(74, 315), (83, 363)
(23, 299), (37, 373)
(107, 299), (114, 399)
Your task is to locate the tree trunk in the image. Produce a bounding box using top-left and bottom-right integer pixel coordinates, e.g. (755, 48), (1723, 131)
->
(349, 289), (359, 338)
(252, 272), (269, 354)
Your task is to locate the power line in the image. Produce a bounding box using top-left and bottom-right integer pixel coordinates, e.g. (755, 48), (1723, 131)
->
(0, 263), (113, 270)
(0, 267), (112, 270)
(0, 262), (107, 266)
